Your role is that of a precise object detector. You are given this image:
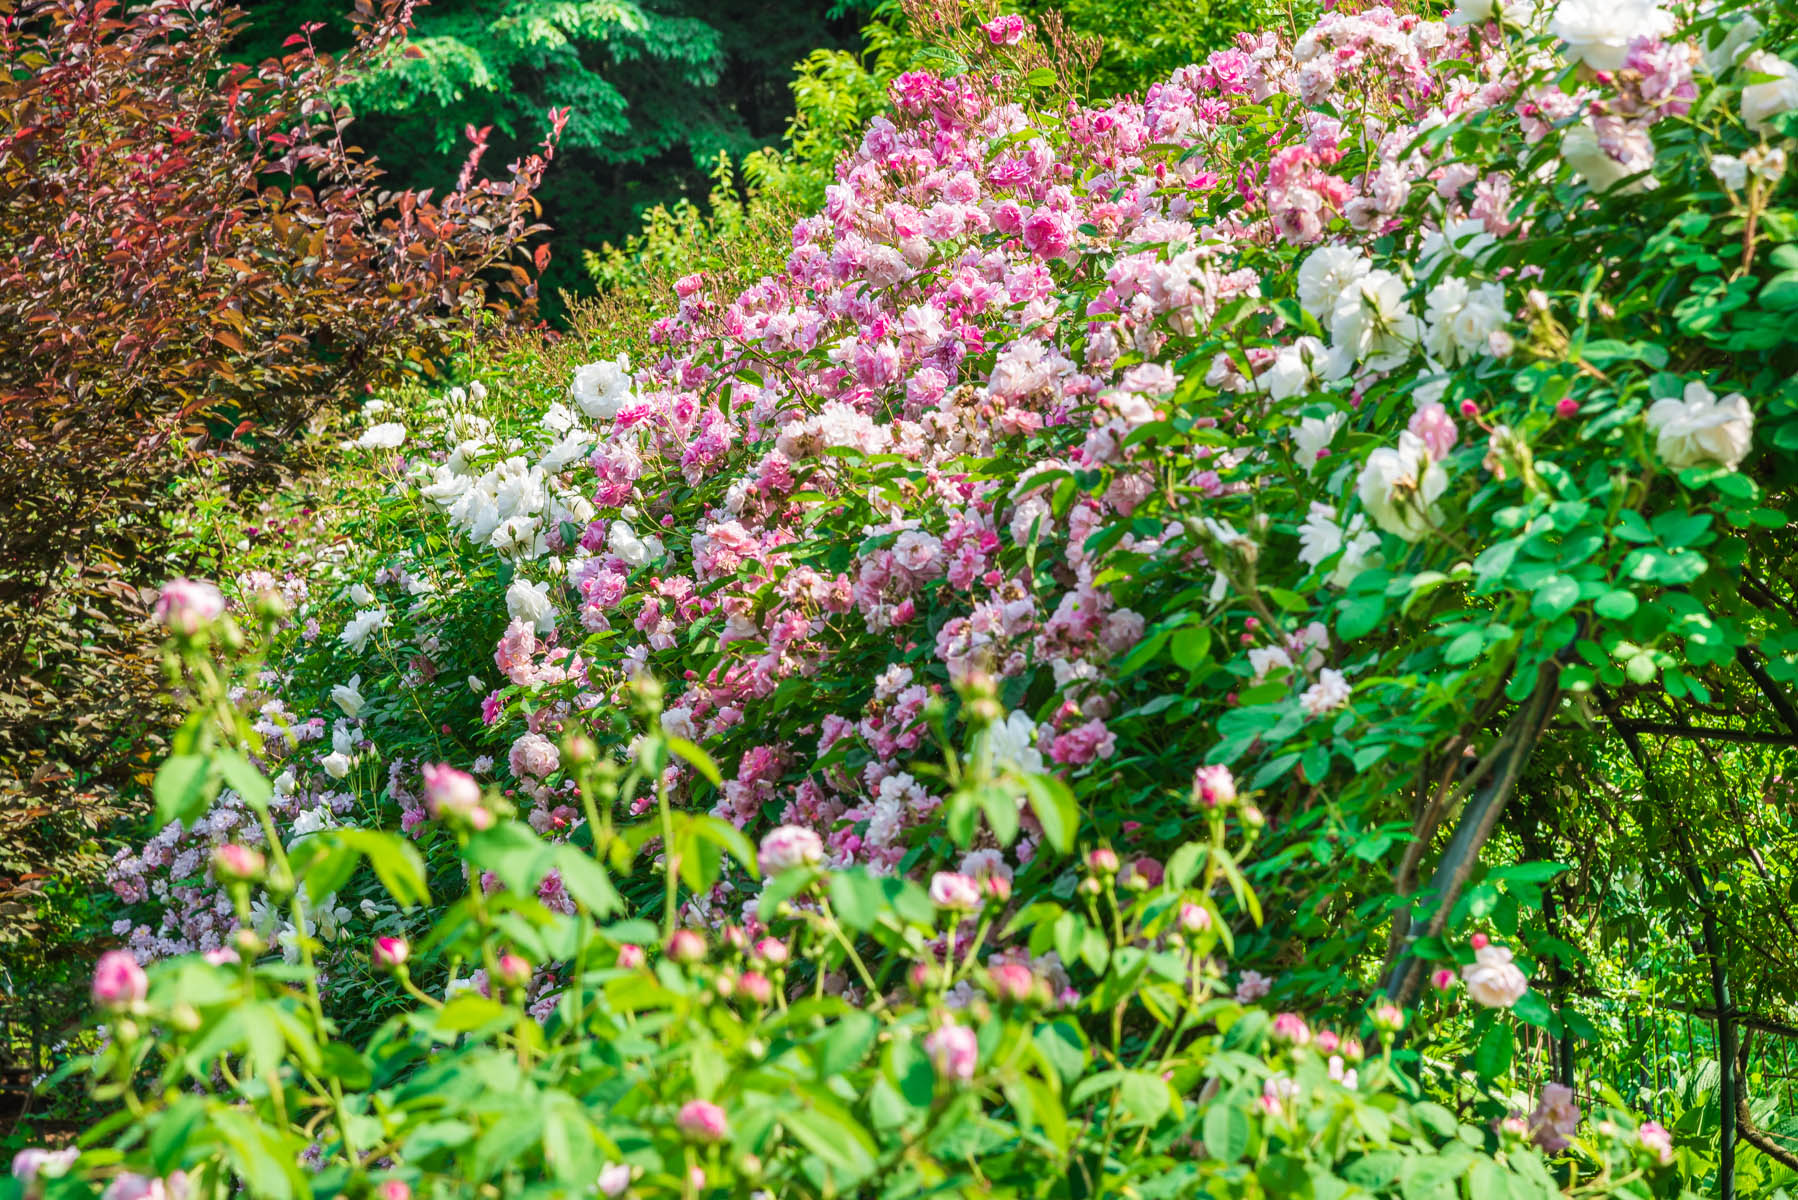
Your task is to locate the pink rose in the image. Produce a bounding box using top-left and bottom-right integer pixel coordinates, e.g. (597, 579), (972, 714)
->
(372, 937), (410, 971)
(980, 13), (1027, 44)
(677, 1099), (729, 1143)
(422, 764), (488, 830)
(924, 1022), (980, 1081)
(155, 578), (225, 635)
(928, 871), (982, 910)
(758, 825), (824, 875)
(1193, 764), (1237, 808)
(92, 950), (147, 1012)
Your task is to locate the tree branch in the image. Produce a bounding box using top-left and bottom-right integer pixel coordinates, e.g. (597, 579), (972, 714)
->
(1586, 720), (1798, 747)
(1384, 661), (1563, 1005)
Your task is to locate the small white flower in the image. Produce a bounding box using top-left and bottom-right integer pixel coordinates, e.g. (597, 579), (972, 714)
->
(330, 675), (365, 719)
(1292, 412), (1345, 469)
(569, 355), (635, 419)
(1710, 153), (1749, 191)
(1300, 668), (1353, 716)
(1462, 943), (1530, 1008)
(320, 751), (352, 780)
(348, 583), (374, 606)
(340, 607), (387, 652)
(1298, 502), (1382, 587)
(1296, 246), (1372, 321)
(1423, 278), (1508, 366)
(988, 710), (1046, 776)
(1330, 269), (1420, 372)
(608, 520), (653, 567)
(1744, 145), (1788, 184)
(1646, 381), (1754, 470)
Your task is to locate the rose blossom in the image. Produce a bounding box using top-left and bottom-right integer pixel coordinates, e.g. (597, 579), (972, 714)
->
(1461, 942), (1530, 1008)
(758, 824), (825, 875)
(677, 1099), (729, 1143)
(155, 579), (225, 635)
(1646, 381), (1753, 471)
(924, 1022), (980, 1081)
(929, 871), (983, 910)
(92, 950), (147, 1012)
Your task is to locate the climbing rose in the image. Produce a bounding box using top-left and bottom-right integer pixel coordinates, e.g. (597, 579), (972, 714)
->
(980, 13), (1026, 44)
(1356, 432), (1448, 541)
(1193, 764), (1237, 808)
(1740, 50), (1798, 134)
(1461, 942), (1530, 1008)
(1636, 1120), (1675, 1165)
(1235, 970), (1272, 1002)
(372, 937), (409, 971)
(422, 764), (488, 829)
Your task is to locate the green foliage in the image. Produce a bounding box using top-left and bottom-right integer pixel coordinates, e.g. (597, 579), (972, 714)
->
(227, 0), (870, 308)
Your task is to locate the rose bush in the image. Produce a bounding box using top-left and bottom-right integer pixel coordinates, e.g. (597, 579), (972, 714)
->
(18, 0), (1798, 1193)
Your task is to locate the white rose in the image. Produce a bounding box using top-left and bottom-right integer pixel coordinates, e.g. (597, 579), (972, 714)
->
(1461, 944), (1530, 1008)
(356, 422), (406, 450)
(1741, 50), (1798, 135)
(1549, 0), (1672, 71)
(506, 578), (557, 634)
(320, 751), (352, 780)
(1296, 246), (1372, 321)
(340, 607), (387, 652)
(1330, 269), (1420, 372)
(1560, 119), (1651, 194)
(1293, 411), (1345, 470)
(569, 355), (635, 419)
(1709, 153), (1748, 191)
(1646, 381), (1754, 471)
(1356, 431), (1449, 542)
(608, 520), (651, 567)
(330, 675), (364, 719)
(1703, 13), (1762, 75)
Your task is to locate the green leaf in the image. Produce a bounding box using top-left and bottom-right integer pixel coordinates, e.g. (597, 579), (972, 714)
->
(665, 736), (723, 787)
(1473, 1021), (1514, 1079)
(1530, 575), (1580, 620)
(553, 844), (623, 915)
(214, 750), (273, 811)
(1020, 772), (1079, 856)
(1203, 1099), (1252, 1161)
(339, 829), (430, 907)
(1337, 594), (1386, 640)
(1593, 590), (1637, 619)
(1117, 1071), (1172, 1125)
(154, 753), (216, 827)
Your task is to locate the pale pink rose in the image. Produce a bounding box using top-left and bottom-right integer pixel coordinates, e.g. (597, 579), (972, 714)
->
(1461, 943), (1529, 1008)
(929, 871), (983, 910)
(758, 825), (825, 875)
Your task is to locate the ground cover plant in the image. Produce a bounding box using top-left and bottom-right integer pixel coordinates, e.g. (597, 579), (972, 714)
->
(9, 0), (1798, 1195)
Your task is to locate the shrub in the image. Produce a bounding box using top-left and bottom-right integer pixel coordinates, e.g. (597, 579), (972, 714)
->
(32, 0), (1798, 1193)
